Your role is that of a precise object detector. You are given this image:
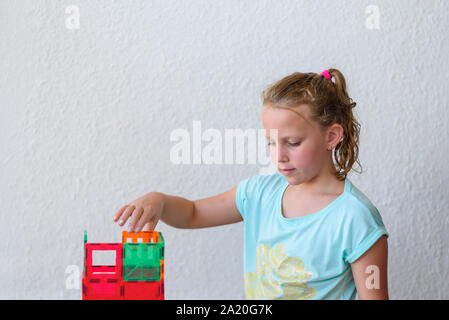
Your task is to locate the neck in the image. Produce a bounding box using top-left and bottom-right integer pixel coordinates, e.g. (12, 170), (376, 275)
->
(291, 160), (345, 196)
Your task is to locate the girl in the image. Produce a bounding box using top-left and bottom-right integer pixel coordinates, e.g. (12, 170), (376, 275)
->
(113, 69), (389, 300)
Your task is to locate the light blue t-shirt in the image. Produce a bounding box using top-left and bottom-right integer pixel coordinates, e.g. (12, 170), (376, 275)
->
(235, 172), (388, 300)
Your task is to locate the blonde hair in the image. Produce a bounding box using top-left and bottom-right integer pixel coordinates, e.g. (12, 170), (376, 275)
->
(261, 68), (362, 181)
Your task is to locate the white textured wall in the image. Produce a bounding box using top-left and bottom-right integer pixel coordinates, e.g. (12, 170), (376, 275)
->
(1, 0), (448, 300)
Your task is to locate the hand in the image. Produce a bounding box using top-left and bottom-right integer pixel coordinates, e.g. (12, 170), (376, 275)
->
(113, 192), (165, 233)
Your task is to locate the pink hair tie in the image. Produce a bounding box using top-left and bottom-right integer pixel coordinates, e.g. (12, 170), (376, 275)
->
(320, 70), (332, 80)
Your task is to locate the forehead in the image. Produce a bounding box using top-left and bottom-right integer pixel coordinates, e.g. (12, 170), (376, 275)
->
(262, 104), (318, 136)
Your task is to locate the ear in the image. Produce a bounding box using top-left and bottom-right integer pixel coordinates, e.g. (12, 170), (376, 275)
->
(326, 123), (344, 149)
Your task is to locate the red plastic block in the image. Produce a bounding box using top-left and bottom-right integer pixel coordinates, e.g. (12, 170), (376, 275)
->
(82, 276), (124, 300)
(122, 280), (164, 300)
(82, 231), (165, 300)
(83, 243), (125, 300)
(84, 243), (123, 278)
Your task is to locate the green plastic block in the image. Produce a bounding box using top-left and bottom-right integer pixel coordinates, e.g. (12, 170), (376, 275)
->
(83, 230), (87, 272)
(123, 242), (163, 281)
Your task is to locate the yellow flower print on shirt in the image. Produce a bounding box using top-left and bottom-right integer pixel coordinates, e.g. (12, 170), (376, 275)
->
(244, 243), (316, 300)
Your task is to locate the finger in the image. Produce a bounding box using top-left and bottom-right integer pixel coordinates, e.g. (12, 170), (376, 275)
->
(134, 210), (151, 233)
(146, 217), (158, 232)
(128, 206), (144, 233)
(142, 222), (151, 232)
(113, 205), (129, 222)
(117, 205), (135, 227)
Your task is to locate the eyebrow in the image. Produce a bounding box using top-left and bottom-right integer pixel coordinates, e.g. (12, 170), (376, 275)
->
(265, 135), (303, 140)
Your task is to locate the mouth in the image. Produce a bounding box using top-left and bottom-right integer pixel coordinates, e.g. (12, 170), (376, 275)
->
(279, 168), (295, 175)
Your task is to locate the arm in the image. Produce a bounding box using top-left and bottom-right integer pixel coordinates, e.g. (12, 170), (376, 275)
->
(189, 186), (242, 228)
(161, 186), (242, 229)
(350, 235), (389, 300)
(114, 186), (242, 231)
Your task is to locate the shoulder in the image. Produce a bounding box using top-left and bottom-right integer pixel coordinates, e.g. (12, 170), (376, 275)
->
(338, 180), (386, 227)
(338, 180), (389, 263)
(235, 172), (286, 220)
(238, 172), (286, 196)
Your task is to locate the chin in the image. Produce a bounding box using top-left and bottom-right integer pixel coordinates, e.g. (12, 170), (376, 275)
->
(284, 174), (302, 185)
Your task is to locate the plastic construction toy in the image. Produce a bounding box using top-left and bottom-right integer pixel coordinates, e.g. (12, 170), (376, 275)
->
(82, 230), (165, 300)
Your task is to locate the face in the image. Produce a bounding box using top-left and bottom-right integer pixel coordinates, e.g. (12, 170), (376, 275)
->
(262, 104), (332, 185)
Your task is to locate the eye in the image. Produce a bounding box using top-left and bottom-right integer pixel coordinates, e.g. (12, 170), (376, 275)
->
(288, 141), (301, 147)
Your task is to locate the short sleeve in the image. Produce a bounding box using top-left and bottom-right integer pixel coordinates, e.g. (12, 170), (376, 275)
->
(342, 204), (389, 264)
(235, 177), (250, 220)
(235, 174), (263, 220)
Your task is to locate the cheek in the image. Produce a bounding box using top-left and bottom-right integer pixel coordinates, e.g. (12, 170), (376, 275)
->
(292, 143), (324, 166)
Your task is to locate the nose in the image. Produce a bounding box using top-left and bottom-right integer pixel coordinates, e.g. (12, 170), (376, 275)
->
(274, 145), (289, 163)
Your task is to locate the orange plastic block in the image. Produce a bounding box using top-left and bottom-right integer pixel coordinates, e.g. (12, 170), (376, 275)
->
(161, 259), (165, 279)
(122, 230), (160, 244)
